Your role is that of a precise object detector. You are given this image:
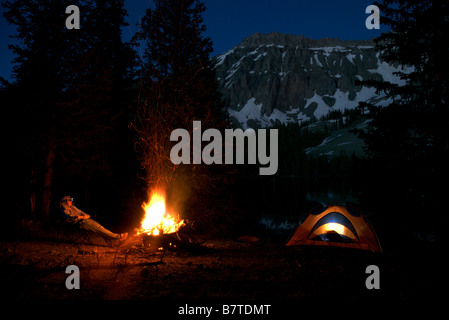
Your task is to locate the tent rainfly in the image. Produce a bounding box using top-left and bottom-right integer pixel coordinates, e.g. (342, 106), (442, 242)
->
(286, 204), (382, 253)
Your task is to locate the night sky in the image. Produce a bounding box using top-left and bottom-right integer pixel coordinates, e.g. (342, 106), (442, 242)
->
(0, 0), (387, 82)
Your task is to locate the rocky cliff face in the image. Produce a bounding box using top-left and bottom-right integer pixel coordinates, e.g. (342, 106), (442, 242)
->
(215, 32), (405, 129)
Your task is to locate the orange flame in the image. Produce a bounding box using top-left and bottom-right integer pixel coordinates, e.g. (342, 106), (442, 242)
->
(138, 189), (184, 236)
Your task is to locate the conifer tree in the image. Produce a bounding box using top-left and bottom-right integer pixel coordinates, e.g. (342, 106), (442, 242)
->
(132, 0), (226, 190)
(355, 0), (449, 239)
(3, 0), (133, 218)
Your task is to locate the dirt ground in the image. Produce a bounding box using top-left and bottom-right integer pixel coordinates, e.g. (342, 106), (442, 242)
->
(0, 224), (441, 310)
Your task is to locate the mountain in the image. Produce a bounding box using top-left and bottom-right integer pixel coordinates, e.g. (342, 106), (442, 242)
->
(215, 32), (408, 131)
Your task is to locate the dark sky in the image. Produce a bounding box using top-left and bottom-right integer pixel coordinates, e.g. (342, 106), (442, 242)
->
(0, 0), (386, 82)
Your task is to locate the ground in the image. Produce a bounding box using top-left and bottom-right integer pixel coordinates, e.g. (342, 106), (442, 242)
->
(0, 223), (441, 312)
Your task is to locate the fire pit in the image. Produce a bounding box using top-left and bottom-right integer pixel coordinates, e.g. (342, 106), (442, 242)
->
(114, 188), (202, 258)
(137, 190), (185, 236)
(131, 188), (186, 250)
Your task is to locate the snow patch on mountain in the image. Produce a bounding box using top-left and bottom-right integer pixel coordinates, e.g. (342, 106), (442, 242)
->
(215, 33), (411, 130)
(227, 97), (290, 130)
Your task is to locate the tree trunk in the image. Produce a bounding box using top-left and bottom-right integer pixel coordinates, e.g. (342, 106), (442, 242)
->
(30, 164), (37, 215)
(41, 145), (55, 219)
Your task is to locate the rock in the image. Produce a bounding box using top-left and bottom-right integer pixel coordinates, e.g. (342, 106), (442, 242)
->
(236, 235), (260, 243)
(322, 96), (336, 107)
(215, 32), (408, 129)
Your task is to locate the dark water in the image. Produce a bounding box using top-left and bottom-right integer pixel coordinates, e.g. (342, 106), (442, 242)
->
(235, 175), (358, 233)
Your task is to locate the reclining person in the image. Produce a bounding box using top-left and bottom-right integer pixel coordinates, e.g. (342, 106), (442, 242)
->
(60, 196), (128, 245)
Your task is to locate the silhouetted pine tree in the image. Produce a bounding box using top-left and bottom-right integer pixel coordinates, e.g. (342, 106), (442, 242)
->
(131, 0), (232, 229)
(3, 0), (134, 219)
(132, 0), (227, 188)
(354, 0), (449, 241)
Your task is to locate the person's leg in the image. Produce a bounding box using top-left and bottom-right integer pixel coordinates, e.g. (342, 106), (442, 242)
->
(80, 218), (120, 240)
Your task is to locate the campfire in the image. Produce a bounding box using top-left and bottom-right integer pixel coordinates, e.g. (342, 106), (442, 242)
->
(124, 188), (199, 253)
(136, 188), (185, 236)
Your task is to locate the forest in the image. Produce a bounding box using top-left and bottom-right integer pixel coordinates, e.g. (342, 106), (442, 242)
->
(2, 0), (448, 248)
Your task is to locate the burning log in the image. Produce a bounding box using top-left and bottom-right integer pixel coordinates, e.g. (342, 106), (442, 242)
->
(137, 188), (185, 236)
(115, 187), (204, 253)
(117, 220), (202, 254)
(140, 222), (202, 250)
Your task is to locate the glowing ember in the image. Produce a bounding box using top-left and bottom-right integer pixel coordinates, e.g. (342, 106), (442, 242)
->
(137, 189), (184, 236)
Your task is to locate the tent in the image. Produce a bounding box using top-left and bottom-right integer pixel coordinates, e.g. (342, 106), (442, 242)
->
(286, 204), (382, 252)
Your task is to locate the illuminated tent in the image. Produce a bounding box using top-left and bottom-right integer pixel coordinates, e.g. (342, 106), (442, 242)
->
(286, 204), (382, 252)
